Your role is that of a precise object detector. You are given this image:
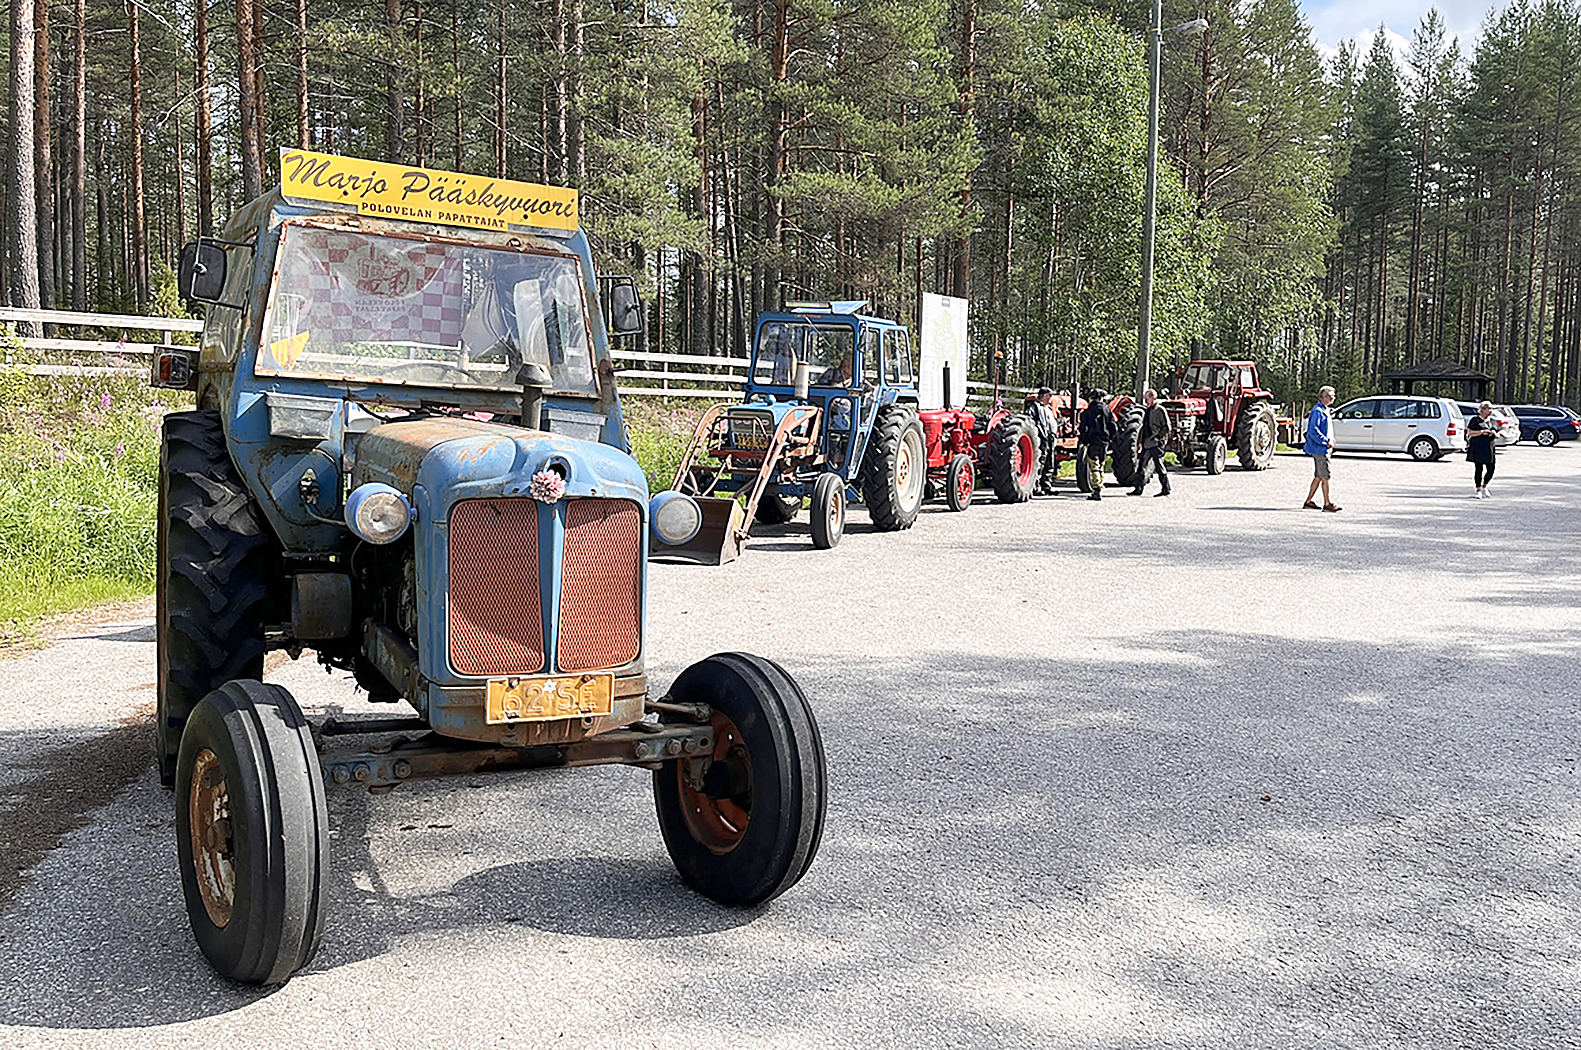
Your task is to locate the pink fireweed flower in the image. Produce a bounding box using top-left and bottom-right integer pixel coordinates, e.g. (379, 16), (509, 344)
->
(529, 469), (566, 503)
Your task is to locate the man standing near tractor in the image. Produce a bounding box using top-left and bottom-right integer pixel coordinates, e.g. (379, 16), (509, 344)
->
(1028, 387), (1060, 495)
(1129, 389), (1172, 497)
(1078, 391), (1114, 500)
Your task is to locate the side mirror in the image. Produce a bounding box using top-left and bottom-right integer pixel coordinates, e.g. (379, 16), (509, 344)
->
(606, 278), (643, 336)
(178, 241), (229, 303)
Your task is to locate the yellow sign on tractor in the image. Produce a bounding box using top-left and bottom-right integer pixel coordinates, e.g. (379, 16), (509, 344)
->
(278, 148), (578, 234)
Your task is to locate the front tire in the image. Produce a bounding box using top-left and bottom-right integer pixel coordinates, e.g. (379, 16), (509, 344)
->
(988, 415), (1038, 503)
(945, 453), (974, 511)
(861, 405), (925, 530)
(1235, 403), (1277, 470)
(176, 680), (327, 986)
(654, 654), (827, 907)
(1408, 435), (1439, 461)
(158, 411), (271, 787)
(1205, 434), (1228, 475)
(1537, 427), (1558, 447)
(809, 473), (845, 549)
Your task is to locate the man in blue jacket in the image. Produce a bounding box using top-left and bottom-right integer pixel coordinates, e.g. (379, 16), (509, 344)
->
(1303, 385), (1340, 512)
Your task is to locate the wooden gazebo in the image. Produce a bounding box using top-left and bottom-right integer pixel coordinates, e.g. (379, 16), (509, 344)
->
(1381, 358), (1492, 402)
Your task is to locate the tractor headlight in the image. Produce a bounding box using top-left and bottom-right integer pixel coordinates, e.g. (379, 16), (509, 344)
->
(345, 483), (413, 544)
(649, 490), (702, 546)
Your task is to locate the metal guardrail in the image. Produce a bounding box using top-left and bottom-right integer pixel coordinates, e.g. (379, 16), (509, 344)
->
(1, 306), (1035, 404)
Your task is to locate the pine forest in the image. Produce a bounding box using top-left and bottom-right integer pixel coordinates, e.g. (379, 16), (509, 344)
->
(3, 0), (1581, 406)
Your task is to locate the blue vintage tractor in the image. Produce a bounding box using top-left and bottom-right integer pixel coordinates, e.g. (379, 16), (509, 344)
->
(150, 150), (826, 984)
(657, 302), (926, 563)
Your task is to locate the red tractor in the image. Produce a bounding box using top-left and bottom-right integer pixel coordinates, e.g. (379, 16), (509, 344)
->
(918, 406), (1037, 510)
(1142, 359), (1279, 476)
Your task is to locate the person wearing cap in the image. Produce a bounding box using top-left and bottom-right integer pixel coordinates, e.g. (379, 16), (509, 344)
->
(1028, 387), (1060, 495)
(1077, 391), (1114, 500)
(1128, 388), (1172, 497)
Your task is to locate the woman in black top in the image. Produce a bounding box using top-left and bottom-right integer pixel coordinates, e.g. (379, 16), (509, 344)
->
(1466, 400), (1498, 499)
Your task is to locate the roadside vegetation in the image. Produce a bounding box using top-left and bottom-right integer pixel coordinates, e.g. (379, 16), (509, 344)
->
(0, 357), (180, 646)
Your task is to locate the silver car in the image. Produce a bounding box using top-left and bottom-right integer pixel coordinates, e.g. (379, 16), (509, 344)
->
(1331, 395), (1468, 461)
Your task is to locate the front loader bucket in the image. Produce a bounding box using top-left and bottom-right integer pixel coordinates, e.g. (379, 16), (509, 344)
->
(651, 497), (746, 566)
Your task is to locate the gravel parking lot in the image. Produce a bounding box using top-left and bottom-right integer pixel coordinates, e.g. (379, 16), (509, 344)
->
(2, 443), (1578, 1049)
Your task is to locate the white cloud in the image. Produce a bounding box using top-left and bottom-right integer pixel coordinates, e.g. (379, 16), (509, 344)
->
(1302, 0), (1488, 60)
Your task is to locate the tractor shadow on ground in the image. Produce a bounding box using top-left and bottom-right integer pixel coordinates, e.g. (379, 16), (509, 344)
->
(3, 629), (1579, 1041)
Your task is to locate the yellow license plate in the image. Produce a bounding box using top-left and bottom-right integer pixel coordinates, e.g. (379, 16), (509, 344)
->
(486, 673), (614, 724)
(733, 431), (769, 451)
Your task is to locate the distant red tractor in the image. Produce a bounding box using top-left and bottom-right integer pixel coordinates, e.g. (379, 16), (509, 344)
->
(918, 406), (1040, 510)
(1144, 359), (1280, 476)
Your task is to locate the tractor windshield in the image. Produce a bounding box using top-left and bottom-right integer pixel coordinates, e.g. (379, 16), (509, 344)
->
(1183, 363), (1226, 391)
(256, 224), (597, 396)
(752, 321), (857, 387)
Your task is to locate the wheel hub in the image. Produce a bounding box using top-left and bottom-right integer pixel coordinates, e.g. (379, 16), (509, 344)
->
(678, 712), (753, 855)
(189, 748), (236, 928)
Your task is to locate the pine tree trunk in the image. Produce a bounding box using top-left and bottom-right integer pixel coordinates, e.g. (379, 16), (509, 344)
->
(387, 0), (405, 162)
(768, 0), (789, 305)
(554, 0), (568, 183)
(237, 0), (263, 198)
(452, 1), (462, 171)
(71, 0), (85, 311)
(33, 0), (53, 315)
(174, 67), (188, 248)
(296, 0), (310, 147)
(952, 0), (974, 300)
(414, 1), (426, 164)
(195, 0), (213, 235)
(129, 3), (148, 307)
(495, 1), (506, 177)
(7, 0), (41, 329)
(570, 0), (584, 185)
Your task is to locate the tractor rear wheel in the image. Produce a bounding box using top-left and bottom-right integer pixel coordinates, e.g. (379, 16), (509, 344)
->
(1235, 403), (1277, 471)
(946, 454), (974, 511)
(654, 653), (826, 907)
(988, 415), (1038, 503)
(860, 405), (925, 530)
(158, 411), (271, 788)
(176, 680), (327, 985)
(809, 473), (845, 549)
(1111, 405), (1144, 488)
(1075, 445), (1092, 492)
(1205, 434), (1228, 474)
(755, 483), (800, 525)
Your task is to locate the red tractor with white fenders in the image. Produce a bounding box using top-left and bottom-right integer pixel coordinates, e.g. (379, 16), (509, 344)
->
(1153, 359), (1279, 475)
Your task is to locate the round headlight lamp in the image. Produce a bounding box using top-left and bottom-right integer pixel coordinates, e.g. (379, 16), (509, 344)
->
(345, 483), (413, 544)
(649, 490), (702, 546)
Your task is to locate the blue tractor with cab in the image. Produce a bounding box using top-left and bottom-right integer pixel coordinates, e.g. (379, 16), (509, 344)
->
(150, 150), (826, 984)
(658, 302), (926, 563)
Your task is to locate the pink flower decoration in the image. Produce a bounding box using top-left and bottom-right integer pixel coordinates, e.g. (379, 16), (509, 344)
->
(529, 469), (566, 503)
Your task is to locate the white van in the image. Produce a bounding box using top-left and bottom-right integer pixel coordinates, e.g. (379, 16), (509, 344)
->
(1330, 395), (1467, 461)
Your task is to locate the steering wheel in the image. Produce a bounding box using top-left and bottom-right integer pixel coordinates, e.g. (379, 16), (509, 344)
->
(383, 360), (482, 384)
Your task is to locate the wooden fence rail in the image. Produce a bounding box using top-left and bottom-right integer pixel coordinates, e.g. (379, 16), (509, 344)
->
(2, 307), (1033, 405)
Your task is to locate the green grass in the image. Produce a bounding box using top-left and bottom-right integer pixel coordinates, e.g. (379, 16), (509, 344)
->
(623, 397), (705, 493)
(0, 355), (186, 646)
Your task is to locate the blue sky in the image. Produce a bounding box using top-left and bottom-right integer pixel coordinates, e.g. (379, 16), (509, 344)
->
(1302, 0), (1492, 58)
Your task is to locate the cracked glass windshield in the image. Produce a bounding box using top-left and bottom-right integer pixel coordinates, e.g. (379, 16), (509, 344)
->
(257, 225), (597, 395)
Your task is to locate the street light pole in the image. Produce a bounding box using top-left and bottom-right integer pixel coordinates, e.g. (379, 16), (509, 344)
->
(1136, 0), (1163, 401)
(1136, 11), (1207, 401)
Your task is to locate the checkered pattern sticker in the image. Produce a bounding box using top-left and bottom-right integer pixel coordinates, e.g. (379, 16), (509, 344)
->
(278, 229), (464, 352)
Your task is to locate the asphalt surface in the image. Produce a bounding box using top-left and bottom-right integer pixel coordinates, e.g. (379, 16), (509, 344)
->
(2, 443), (1578, 1049)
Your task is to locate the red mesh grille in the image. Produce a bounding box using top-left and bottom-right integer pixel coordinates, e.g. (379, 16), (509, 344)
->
(448, 498), (544, 677)
(558, 499), (642, 672)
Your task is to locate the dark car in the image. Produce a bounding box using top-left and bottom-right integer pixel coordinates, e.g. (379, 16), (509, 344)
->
(1509, 404), (1581, 446)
